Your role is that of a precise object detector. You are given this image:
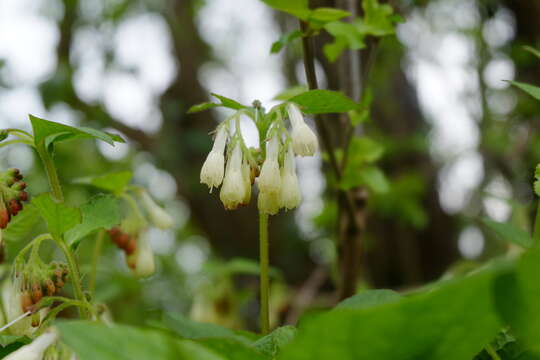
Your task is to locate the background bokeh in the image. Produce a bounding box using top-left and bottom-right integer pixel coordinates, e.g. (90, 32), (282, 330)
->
(0, 0), (539, 330)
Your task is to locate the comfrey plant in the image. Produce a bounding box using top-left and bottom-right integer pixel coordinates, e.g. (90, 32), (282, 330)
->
(0, 115), (173, 358)
(196, 99), (318, 333)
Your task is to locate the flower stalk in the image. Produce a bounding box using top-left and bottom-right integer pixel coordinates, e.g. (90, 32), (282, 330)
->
(259, 212), (270, 334)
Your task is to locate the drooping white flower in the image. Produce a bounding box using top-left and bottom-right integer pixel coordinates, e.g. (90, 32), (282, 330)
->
(279, 145), (301, 210)
(127, 234), (155, 278)
(4, 329), (58, 360)
(139, 191), (173, 230)
(287, 103), (318, 157)
(241, 159), (252, 205)
(220, 144), (245, 210)
(2, 280), (32, 336)
(258, 190), (280, 215)
(200, 126), (228, 192)
(257, 135), (281, 196)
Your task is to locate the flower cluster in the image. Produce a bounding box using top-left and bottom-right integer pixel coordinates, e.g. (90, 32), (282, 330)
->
(0, 168), (29, 229)
(200, 102), (318, 215)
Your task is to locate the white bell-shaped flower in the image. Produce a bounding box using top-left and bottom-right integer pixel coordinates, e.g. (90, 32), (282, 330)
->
(257, 135), (281, 196)
(241, 159), (252, 205)
(258, 190), (281, 215)
(279, 145), (301, 210)
(287, 103), (318, 157)
(127, 234), (155, 278)
(200, 126), (228, 192)
(4, 329), (57, 360)
(139, 191), (173, 230)
(220, 144), (245, 210)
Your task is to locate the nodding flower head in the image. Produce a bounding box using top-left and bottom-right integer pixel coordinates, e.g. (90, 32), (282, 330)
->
(220, 143), (246, 210)
(127, 234), (155, 278)
(139, 191), (173, 230)
(4, 328), (58, 360)
(257, 135), (281, 196)
(200, 126), (228, 192)
(287, 103), (318, 157)
(0, 168), (29, 229)
(279, 144), (301, 210)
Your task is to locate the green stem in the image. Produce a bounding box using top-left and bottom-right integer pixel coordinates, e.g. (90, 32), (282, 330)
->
(533, 201), (540, 246)
(259, 212), (270, 334)
(485, 344), (501, 360)
(55, 235), (90, 319)
(37, 145), (64, 203)
(89, 230), (105, 298)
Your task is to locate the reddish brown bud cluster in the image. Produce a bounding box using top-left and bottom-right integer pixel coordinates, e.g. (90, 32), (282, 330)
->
(108, 227), (137, 256)
(18, 264), (68, 313)
(0, 168), (29, 229)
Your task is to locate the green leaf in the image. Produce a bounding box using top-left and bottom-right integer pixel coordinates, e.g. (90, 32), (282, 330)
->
(29, 115), (124, 150)
(32, 193), (81, 238)
(211, 93), (247, 110)
(348, 137), (385, 164)
(308, 8), (350, 27)
(494, 250), (540, 355)
(73, 171), (133, 196)
(253, 326), (297, 358)
(273, 86), (308, 101)
(259, 0), (310, 19)
(357, 0), (398, 36)
(481, 218), (533, 249)
(336, 289), (402, 309)
(197, 338), (268, 360)
(271, 30), (303, 54)
(65, 194), (121, 247)
(280, 268), (503, 360)
(290, 90), (360, 114)
(523, 45), (540, 59)
(163, 313), (253, 346)
(57, 321), (227, 360)
(323, 21), (366, 62)
(188, 102), (220, 114)
(509, 81), (540, 101)
(534, 164), (540, 197)
(341, 165), (389, 193)
(3, 204), (42, 242)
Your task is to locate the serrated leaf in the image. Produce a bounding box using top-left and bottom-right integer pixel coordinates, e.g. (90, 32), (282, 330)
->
(163, 313), (253, 346)
(32, 193), (81, 238)
(280, 268), (503, 360)
(509, 81), (540, 101)
(65, 194), (121, 247)
(57, 321), (228, 360)
(259, 0), (310, 19)
(188, 102), (220, 114)
(2, 204), (42, 242)
(270, 30), (303, 54)
(253, 326), (297, 358)
(290, 90), (360, 114)
(273, 86), (308, 101)
(481, 218), (533, 249)
(211, 93), (247, 110)
(74, 171), (133, 196)
(336, 289), (402, 309)
(29, 115), (124, 150)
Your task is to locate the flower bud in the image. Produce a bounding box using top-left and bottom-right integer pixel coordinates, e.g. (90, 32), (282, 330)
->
(200, 126), (227, 192)
(258, 135), (281, 196)
(279, 145), (301, 210)
(220, 144), (245, 210)
(127, 235), (155, 278)
(139, 191), (173, 230)
(287, 103), (318, 156)
(4, 330), (58, 360)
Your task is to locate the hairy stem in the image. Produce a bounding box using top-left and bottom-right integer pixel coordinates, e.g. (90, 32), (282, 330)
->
(56, 237), (90, 319)
(37, 145), (64, 203)
(89, 230), (105, 298)
(259, 212), (270, 334)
